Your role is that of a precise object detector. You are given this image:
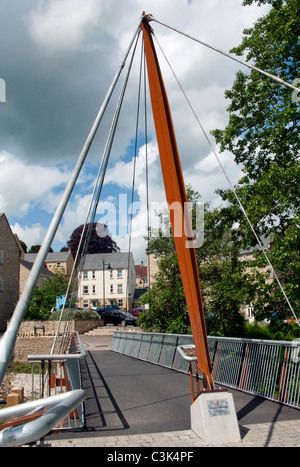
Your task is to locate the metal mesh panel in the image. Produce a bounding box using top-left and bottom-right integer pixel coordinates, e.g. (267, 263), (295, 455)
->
(137, 333), (152, 360)
(158, 334), (178, 368)
(172, 335), (193, 373)
(148, 334), (164, 363)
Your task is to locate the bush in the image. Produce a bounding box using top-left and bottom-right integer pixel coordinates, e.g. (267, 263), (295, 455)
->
(49, 308), (100, 321)
(243, 322), (272, 340)
(242, 321), (300, 341)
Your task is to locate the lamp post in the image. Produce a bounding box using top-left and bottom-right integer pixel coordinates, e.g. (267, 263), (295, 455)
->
(102, 261), (111, 311)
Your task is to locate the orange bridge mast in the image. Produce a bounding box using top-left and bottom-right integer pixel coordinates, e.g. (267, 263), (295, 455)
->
(141, 14), (214, 390)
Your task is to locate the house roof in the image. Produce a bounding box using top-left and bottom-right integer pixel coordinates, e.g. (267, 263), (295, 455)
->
(135, 264), (148, 278)
(20, 259), (53, 277)
(0, 212), (22, 254)
(81, 252), (134, 271)
(24, 251), (73, 263)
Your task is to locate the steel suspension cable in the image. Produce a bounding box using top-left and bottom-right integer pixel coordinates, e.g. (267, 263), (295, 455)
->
(53, 30), (142, 352)
(0, 22), (143, 384)
(153, 32), (299, 327)
(126, 39), (144, 309)
(143, 46), (152, 325)
(149, 15), (300, 94)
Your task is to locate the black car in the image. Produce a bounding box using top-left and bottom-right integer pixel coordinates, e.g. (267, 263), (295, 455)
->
(94, 305), (120, 316)
(101, 310), (138, 327)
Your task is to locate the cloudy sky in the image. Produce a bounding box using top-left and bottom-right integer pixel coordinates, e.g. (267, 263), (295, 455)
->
(0, 0), (270, 264)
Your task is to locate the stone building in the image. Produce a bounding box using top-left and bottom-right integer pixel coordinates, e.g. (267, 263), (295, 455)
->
(0, 213), (21, 331)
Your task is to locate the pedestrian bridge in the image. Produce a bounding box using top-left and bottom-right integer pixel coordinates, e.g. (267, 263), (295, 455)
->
(0, 330), (299, 446)
(111, 331), (300, 409)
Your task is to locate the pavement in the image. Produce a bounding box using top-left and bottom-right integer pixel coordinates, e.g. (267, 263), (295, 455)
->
(30, 327), (300, 449)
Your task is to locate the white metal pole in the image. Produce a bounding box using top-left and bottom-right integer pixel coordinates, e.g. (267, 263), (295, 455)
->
(0, 23), (141, 386)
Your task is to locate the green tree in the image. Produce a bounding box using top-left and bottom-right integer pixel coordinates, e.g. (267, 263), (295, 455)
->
(25, 273), (67, 320)
(139, 187), (249, 336)
(211, 0), (300, 322)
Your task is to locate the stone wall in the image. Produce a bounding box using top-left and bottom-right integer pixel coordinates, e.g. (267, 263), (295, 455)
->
(13, 336), (62, 362)
(16, 319), (103, 337)
(10, 319), (103, 362)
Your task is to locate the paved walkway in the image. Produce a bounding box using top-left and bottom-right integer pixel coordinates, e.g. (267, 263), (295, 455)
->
(36, 419), (300, 448)
(33, 329), (300, 449)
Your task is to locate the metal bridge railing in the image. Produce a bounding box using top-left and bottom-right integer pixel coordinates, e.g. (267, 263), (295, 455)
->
(112, 332), (300, 409)
(209, 336), (300, 408)
(0, 331), (86, 446)
(27, 331), (86, 430)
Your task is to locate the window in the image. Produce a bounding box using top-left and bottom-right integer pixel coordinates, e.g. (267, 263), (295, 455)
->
(56, 262), (61, 268)
(92, 271), (96, 279)
(110, 270), (113, 279)
(118, 299), (123, 307)
(117, 269), (122, 278)
(117, 284), (123, 294)
(92, 285), (96, 294)
(83, 285), (89, 295)
(83, 271), (88, 280)
(246, 304), (254, 320)
(110, 284), (114, 293)
(83, 300), (89, 308)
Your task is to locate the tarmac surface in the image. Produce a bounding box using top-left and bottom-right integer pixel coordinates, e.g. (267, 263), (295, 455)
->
(34, 328), (300, 449)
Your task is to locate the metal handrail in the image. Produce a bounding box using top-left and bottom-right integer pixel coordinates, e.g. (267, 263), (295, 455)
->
(0, 390), (85, 447)
(112, 331), (300, 408)
(0, 332), (87, 446)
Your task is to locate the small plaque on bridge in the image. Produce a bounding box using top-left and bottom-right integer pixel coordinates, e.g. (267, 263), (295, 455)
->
(207, 399), (230, 417)
(191, 391), (241, 444)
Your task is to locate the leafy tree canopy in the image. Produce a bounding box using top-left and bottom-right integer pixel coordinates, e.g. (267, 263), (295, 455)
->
(211, 0), (300, 321)
(25, 273), (67, 320)
(61, 222), (120, 260)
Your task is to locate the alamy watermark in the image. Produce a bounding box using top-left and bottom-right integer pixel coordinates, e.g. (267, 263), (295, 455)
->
(0, 78), (6, 103)
(95, 194), (204, 248)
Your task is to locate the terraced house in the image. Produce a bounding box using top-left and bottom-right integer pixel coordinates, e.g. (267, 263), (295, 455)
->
(77, 252), (136, 310)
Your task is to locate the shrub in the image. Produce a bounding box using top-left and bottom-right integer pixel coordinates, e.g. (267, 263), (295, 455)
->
(49, 308), (100, 321)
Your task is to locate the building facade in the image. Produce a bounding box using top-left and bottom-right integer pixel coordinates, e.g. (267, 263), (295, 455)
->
(0, 213), (21, 331)
(77, 252), (136, 310)
(24, 251), (74, 278)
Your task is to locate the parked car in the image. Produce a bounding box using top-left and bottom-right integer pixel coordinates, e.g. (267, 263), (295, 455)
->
(94, 305), (121, 316)
(101, 310), (138, 327)
(129, 308), (144, 317)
